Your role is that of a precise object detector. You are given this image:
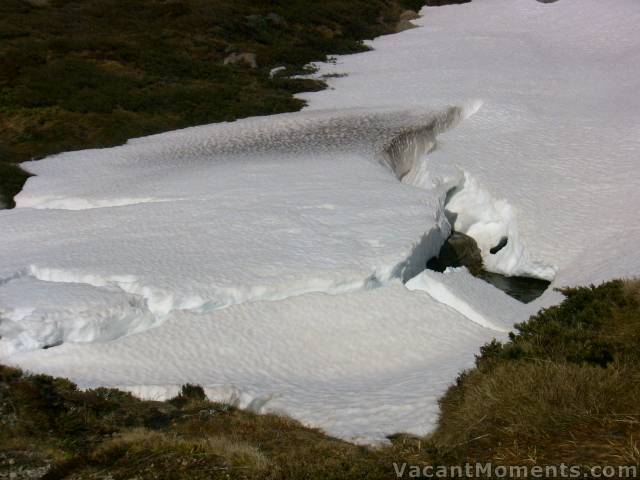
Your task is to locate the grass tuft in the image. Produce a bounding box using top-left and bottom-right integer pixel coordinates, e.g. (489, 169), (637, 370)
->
(432, 280), (640, 467)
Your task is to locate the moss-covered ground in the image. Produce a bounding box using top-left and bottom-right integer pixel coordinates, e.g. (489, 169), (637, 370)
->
(0, 0), (425, 206)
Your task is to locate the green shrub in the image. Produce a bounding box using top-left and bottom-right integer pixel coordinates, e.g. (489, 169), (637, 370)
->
(476, 281), (640, 369)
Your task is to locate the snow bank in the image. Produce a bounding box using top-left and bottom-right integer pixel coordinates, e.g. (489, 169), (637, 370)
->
(1, 107), (463, 355)
(9, 283), (505, 443)
(2, 0), (639, 443)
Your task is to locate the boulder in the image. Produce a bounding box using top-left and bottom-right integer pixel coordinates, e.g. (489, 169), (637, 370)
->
(427, 231), (484, 275)
(395, 10), (420, 32)
(223, 52), (258, 69)
(246, 14), (265, 29)
(315, 25), (342, 39)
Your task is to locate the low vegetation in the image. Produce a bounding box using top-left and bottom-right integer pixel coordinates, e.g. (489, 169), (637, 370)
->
(0, 0), (425, 206)
(433, 279), (640, 469)
(1, 280), (638, 478)
(2, 1), (637, 477)
(0, 367), (432, 479)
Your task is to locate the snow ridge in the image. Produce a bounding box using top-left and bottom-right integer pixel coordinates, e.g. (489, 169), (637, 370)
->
(15, 106), (470, 211)
(406, 270), (509, 332)
(17, 196), (174, 211)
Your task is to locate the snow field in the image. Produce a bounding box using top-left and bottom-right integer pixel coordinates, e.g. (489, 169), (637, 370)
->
(1, 0), (639, 443)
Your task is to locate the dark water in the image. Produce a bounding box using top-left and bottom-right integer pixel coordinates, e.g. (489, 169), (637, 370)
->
(426, 231), (550, 303)
(476, 271), (550, 303)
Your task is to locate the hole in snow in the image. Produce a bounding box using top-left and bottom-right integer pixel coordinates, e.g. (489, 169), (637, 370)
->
(376, 109), (554, 303)
(476, 271), (551, 304)
(489, 236), (508, 254)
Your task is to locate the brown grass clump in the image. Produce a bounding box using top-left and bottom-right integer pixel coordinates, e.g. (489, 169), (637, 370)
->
(91, 428), (270, 477)
(431, 279), (640, 469)
(434, 361), (640, 465)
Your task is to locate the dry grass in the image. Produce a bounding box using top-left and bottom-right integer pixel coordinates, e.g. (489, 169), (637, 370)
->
(434, 361), (640, 464)
(92, 428), (270, 476)
(205, 435), (270, 472)
(432, 279), (640, 469)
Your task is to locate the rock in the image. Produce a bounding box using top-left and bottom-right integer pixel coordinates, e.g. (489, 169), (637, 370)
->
(223, 52), (258, 69)
(489, 236), (508, 254)
(400, 10), (420, 21)
(395, 20), (417, 33)
(395, 10), (420, 33)
(269, 66), (286, 78)
(427, 231), (484, 275)
(246, 14), (265, 29)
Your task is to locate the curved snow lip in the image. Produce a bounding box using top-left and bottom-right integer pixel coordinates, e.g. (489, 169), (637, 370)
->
(13, 105), (471, 211)
(378, 101), (481, 180)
